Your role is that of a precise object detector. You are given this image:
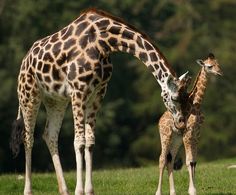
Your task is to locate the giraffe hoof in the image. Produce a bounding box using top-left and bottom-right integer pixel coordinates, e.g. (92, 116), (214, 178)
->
(60, 190), (69, 195)
(188, 188), (196, 195)
(85, 189), (94, 195)
(170, 190), (176, 195)
(155, 191), (162, 195)
(24, 191), (32, 195)
(75, 190), (84, 195)
(86, 192), (94, 195)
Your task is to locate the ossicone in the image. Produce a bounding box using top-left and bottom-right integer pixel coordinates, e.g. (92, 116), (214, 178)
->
(208, 53), (215, 59)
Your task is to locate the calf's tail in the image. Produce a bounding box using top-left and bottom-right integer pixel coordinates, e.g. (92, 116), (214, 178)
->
(173, 158), (183, 170)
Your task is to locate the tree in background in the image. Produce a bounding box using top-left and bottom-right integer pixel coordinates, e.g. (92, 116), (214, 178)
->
(0, 0), (235, 172)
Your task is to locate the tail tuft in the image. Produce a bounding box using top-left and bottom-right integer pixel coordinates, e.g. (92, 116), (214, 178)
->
(173, 158), (183, 170)
(9, 118), (25, 158)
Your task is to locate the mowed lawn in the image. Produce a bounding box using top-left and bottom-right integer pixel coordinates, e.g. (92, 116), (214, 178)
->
(1, 158), (236, 195)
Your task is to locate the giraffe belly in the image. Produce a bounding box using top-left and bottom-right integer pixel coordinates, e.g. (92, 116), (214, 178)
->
(169, 133), (183, 154)
(37, 78), (71, 101)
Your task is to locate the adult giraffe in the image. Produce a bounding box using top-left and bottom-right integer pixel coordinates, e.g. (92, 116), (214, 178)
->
(10, 8), (189, 195)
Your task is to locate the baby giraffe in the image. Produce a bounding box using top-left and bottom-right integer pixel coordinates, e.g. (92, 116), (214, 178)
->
(155, 53), (222, 195)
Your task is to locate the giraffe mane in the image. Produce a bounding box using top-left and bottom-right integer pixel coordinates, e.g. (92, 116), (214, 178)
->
(188, 68), (203, 99)
(81, 8), (176, 76)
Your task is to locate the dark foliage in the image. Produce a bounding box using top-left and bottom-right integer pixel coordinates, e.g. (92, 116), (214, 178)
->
(0, 0), (235, 172)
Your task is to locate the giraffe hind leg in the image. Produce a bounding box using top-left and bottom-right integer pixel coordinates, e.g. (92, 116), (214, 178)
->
(184, 140), (197, 195)
(72, 92), (86, 195)
(84, 107), (97, 195)
(183, 125), (200, 195)
(42, 98), (69, 195)
(20, 97), (41, 195)
(84, 85), (108, 195)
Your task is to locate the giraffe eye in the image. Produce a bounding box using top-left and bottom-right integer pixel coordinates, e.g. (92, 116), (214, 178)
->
(171, 95), (179, 102)
(205, 64), (213, 68)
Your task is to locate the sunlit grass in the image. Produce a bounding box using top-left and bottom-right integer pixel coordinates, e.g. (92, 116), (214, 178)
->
(1, 158), (236, 194)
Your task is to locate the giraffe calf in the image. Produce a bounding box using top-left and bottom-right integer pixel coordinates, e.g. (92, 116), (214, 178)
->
(155, 53), (222, 195)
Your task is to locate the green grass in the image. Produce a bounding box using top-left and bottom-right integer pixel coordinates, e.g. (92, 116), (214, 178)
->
(1, 158), (236, 195)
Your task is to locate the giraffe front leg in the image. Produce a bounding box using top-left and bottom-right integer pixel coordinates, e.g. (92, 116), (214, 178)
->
(155, 151), (167, 195)
(84, 85), (108, 195)
(72, 97), (86, 195)
(43, 99), (69, 195)
(185, 155), (197, 195)
(84, 122), (95, 195)
(187, 161), (197, 195)
(74, 139), (85, 195)
(74, 131), (85, 195)
(84, 99), (103, 195)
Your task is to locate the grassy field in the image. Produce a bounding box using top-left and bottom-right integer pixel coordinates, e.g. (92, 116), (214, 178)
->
(0, 158), (236, 195)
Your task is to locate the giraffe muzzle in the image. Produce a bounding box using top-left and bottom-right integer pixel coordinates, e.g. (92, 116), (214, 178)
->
(174, 116), (186, 130)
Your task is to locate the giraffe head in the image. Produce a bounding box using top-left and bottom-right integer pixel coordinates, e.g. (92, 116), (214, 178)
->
(196, 53), (223, 76)
(161, 72), (191, 129)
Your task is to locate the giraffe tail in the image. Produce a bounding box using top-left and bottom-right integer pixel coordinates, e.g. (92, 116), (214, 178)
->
(9, 105), (25, 158)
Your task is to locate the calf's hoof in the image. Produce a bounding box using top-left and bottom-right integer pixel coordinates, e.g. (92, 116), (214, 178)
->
(85, 190), (94, 195)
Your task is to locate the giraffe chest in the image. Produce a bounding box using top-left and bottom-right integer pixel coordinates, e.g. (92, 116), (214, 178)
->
(186, 112), (204, 132)
(183, 119), (201, 144)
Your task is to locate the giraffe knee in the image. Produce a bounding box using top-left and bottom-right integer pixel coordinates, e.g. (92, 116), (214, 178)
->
(186, 160), (197, 168)
(159, 158), (165, 170)
(85, 132), (95, 152)
(74, 138), (86, 153)
(85, 124), (95, 151)
(85, 138), (95, 148)
(85, 144), (94, 152)
(85, 124), (95, 147)
(79, 145), (85, 153)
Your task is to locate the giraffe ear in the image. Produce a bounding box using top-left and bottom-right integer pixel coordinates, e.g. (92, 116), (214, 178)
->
(196, 59), (205, 67)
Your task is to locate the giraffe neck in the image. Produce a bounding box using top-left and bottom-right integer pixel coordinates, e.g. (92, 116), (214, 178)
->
(76, 9), (176, 89)
(189, 68), (208, 107)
